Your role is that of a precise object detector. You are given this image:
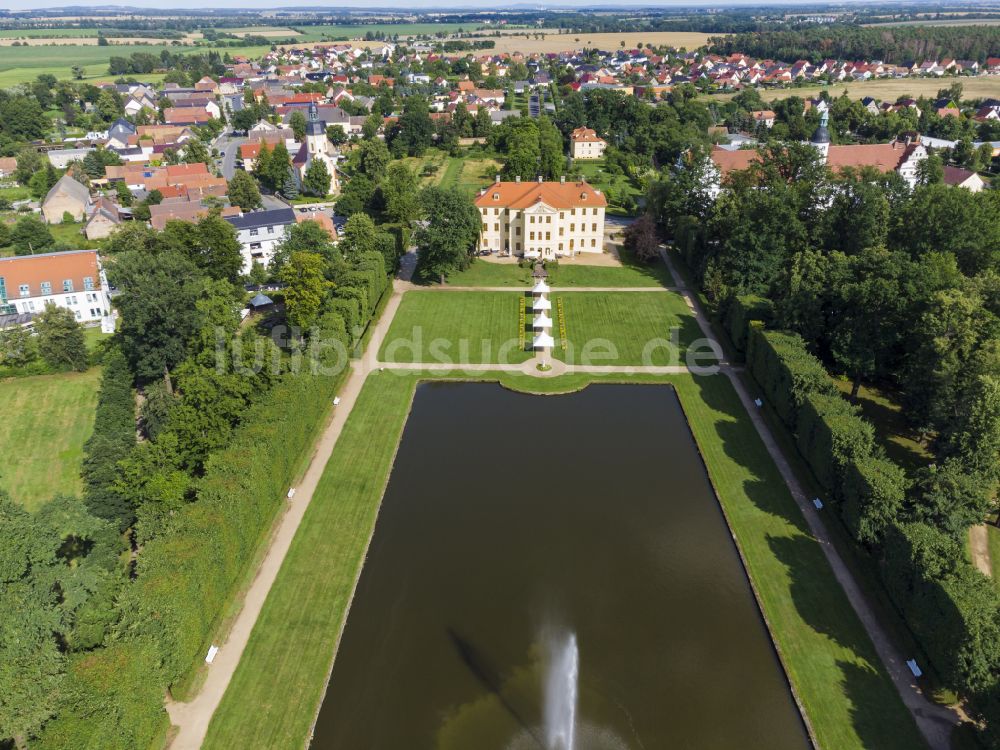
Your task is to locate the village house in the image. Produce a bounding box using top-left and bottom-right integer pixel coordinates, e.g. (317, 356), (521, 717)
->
(569, 127), (607, 160)
(84, 197), (123, 240)
(943, 165), (987, 192)
(224, 207), (298, 272)
(475, 177), (607, 260)
(41, 174), (92, 224)
(0, 249), (113, 331)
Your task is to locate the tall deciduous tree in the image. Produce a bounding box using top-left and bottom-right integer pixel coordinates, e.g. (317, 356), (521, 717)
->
(108, 250), (206, 382)
(302, 159), (331, 198)
(340, 213), (378, 260)
(280, 251), (330, 329)
(415, 187), (480, 283)
(227, 169), (262, 211)
(380, 162), (419, 224)
(35, 304), (88, 371)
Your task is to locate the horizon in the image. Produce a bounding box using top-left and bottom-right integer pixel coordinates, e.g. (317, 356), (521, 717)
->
(0, 0), (970, 11)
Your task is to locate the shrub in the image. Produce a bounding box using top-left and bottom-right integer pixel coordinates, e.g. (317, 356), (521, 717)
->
(723, 294), (773, 355)
(795, 392), (875, 500)
(842, 455), (908, 546)
(746, 325), (838, 430)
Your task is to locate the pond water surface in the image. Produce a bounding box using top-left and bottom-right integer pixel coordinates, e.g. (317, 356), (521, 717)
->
(311, 382), (809, 750)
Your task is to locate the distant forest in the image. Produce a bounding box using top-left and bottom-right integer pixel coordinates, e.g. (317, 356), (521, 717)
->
(709, 24), (1000, 64)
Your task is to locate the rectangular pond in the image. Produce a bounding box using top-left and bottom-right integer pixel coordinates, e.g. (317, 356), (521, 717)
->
(311, 382), (810, 750)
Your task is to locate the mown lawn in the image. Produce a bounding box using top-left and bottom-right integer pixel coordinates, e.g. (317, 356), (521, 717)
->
(549, 251), (675, 288)
(553, 291), (704, 367)
(436, 260), (533, 287)
(989, 525), (1000, 592)
(0, 367), (101, 510)
(203, 370), (926, 750)
(378, 290), (531, 365)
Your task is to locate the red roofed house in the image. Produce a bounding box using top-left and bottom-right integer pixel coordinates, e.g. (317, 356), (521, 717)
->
(569, 127), (607, 160)
(0, 249), (113, 330)
(474, 177), (607, 259)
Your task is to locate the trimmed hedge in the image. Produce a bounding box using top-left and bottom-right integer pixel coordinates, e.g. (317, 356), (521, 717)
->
(38, 315), (352, 749)
(724, 294), (773, 355)
(842, 456), (908, 546)
(746, 324), (838, 430)
(80, 346), (136, 530)
(881, 523), (1000, 704)
(795, 392), (875, 501)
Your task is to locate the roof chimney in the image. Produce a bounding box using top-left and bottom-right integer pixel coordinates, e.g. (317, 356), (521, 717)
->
(560, 175), (565, 183)
(495, 174), (500, 183)
(515, 175), (521, 183)
(537, 175), (543, 183)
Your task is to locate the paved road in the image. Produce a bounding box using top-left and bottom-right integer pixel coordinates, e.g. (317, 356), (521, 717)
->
(215, 132), (246, 180)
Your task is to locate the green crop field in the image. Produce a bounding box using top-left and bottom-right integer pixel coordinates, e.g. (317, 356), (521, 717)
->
(0, 27), (107, 38)
(554, 291), (704, 367)
(0, 367), (102, 510)
(293, 23), (477, 42)
(0, 42), (266, 88)
(378, 290), (531, 365)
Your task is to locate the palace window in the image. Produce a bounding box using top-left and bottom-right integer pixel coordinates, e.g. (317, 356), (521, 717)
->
(83, 276), (94, 291)
(63, 279), (74, 293)
(19, 284), (29, 297)
(40, 281), (52, 296)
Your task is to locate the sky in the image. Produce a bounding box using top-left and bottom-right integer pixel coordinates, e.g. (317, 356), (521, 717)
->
(2, 0), (882, 10)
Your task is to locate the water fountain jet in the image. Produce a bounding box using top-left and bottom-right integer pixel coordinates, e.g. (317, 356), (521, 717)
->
(544, 632), (578, 750)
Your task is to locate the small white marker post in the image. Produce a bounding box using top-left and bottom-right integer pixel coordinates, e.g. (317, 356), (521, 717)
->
(287, 488), (296, 500)
(205, 645), (219, 664)
(333, 396), (341, 406)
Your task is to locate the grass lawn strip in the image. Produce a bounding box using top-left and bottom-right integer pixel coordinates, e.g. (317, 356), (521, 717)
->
(378, 290), (531, 365)
(988, 525), (1000, 593)
(550, 251), (676, 288)
(203, 370), (924, 750)
(554, 291), (703, 366)
(0, 367), (102, 510)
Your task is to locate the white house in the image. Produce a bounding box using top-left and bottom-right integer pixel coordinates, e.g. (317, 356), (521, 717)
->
(0, 249), (114, 330)
(569, 127), (607, 159)
(224, 207), (297, 272)
(475, 177), (607, 260)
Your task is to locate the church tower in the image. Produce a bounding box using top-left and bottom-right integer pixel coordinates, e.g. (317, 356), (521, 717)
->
(810, 109), (831, 163)
(304, 100), (339, 193)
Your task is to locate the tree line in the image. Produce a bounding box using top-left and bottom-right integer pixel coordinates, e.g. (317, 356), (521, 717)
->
(709, 23), (1000, 64)
(651, 144), (1000, 746)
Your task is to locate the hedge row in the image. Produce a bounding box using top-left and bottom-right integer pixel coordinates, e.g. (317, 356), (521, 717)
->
(882, 522), (1000, 743)
(746, 324), (838, 430)
(331, 252), (387, 340)
(37, 314), (352, 749)
(80, 346), (137, 530)
(723, 294), (773, 355)
(743, 321), (1000, 746)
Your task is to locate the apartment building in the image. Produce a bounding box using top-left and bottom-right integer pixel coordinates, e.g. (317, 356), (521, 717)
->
(0, 249), (113, 330)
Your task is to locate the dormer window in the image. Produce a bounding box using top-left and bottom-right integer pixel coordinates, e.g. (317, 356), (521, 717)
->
(580, 192), (587, 200)
(492, 193), (499, 200)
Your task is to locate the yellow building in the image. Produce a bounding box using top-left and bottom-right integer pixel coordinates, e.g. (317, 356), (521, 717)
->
(475, 178), (606, 260)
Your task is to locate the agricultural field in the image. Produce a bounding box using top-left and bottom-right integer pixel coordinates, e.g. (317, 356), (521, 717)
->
(705, 76), (1000, 104)
(292, 22), (478, 42)
(476, 31), (714, 55)
(0, 367), (102, 510)
(863, 18), (1000, 27)
(0, 42), (265, 88)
